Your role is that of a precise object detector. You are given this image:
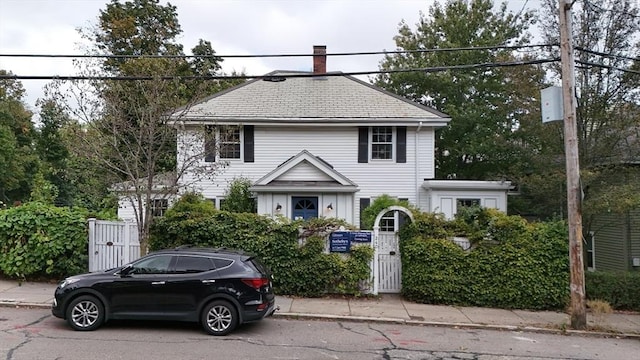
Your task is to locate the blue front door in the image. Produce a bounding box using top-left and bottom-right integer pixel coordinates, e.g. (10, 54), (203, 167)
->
(291, 197), (318, 220)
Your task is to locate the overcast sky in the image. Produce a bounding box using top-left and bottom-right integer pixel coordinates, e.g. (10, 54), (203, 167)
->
(0, 0), (538, 111)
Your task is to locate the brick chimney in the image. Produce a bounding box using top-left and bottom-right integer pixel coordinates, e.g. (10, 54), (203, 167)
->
(313, 45), (326, 74)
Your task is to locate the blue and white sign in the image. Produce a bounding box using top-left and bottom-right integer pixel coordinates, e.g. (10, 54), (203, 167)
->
(351, 231), (372, 243)
(329, 231), (351, 253)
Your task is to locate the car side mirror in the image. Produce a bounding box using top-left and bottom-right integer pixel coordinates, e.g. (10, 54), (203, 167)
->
(119, 264), (133, 276)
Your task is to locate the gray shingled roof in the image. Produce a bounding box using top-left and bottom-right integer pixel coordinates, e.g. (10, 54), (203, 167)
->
(174, 71), (450, 124)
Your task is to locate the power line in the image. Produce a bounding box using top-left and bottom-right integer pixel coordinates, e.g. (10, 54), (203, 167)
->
(0, 44), (556, 60)
(575, 60), (640, 75)
(0, 58), (559, 81)
(575, 47), (640, 63)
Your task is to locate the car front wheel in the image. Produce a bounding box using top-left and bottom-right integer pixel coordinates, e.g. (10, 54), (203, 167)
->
(201, 300), (238, 336)
(66, 295), (105, 331)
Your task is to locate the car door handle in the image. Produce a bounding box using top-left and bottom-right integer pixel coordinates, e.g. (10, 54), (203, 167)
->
(151, 281), (165, 285)
(202, 280), (216, 284)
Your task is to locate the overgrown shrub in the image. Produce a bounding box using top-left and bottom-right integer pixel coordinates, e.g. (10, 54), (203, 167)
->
(220, 177), (256, 213)
(401, 212), (570, 310)
(163, 192), (217, 221)
(586, 271), (640, 311)
(0, 202), (88, 279)
(360, 194), (417, 230)
(150, 203), (373, 297)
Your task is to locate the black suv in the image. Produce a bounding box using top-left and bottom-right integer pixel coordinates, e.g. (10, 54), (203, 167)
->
(52, 247), (276, 336)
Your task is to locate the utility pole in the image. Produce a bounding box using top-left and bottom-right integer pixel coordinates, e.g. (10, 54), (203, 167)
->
(558, 0), (586, 329)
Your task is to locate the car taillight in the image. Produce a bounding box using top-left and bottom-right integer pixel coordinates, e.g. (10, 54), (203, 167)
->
(242, 278), (269, 289)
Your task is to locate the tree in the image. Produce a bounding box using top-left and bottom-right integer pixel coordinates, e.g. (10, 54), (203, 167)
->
(538, 0), (640, 224)
(220, 178), (256, 213)
(47, 0), (243, 253)
(0, 71), (38, 205)
(375, 0), (538, 181)
(35, 100), (73, 206)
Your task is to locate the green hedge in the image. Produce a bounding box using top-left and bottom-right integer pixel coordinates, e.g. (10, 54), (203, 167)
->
(150, 205), (373, 297)
(0, 202), (88, 279)
(400, 210), (570, 310)
(586, 271), (640, 311)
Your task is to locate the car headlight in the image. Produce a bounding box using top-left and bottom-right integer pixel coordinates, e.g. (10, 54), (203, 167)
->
(59, 278), (80, 289)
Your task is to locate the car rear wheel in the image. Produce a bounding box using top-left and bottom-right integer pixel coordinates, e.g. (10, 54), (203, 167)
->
(201, 300), (238, 336)
(66, 295), (105, 331)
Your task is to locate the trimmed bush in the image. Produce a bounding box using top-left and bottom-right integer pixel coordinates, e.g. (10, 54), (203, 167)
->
(0, 202), (88, 279)
(400, 211), (570, 310)
(586, 271), (640, 311)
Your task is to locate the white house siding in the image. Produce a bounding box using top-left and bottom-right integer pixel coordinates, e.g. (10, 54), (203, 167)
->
(118, 195), (138, 220)
(117, 194), (175, 221)
(278, 161), (335, 181)
(428, 190), (508, 219)
(178, 125), (436, 227)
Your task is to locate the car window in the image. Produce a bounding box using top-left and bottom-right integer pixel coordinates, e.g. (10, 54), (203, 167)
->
(174, 256), (215, 273)
(212, 258), (233, 269)
(131, 255), (173, 274)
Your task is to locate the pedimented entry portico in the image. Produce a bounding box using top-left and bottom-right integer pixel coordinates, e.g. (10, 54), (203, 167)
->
(250, 150), (359, 222)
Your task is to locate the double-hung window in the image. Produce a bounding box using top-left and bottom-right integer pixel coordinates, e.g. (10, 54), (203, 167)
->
(358, 126), (405, 164)
(371, 126), (394, 160)
(150, 199), (169, 217)
(219, 126), (241, 159)
(204, 125), (241, 162)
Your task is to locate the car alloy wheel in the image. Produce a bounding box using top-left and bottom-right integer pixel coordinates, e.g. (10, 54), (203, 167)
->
(66, 295), (104, 331)
(201, 300), (238, 336)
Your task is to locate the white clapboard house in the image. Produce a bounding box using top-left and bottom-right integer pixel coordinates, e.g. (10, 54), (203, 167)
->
(117, 46), (512, 228)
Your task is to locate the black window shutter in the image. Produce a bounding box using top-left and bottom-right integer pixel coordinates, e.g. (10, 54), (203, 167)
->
(204, 125), (216, 162)
(358, 127), (368, 163)
(359, 198), (370, 229)
(396, 126), (406, 163)
(244, 125), (254, 163)
(398, 198), (409, 227)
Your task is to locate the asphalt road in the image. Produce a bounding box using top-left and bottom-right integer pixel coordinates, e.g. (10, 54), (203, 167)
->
(1, 307), (637, 360)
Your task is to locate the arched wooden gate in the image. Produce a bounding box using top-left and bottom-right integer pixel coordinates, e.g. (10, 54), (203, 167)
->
(372, 206), (413, 294)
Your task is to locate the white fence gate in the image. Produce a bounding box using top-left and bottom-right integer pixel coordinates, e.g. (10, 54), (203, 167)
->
(88, 218), (141, 272)
(372, 205), (414, 294)
(376, 231), (402, 293)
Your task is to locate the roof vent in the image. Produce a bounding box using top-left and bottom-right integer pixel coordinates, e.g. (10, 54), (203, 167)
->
(263, 76), (286, 82)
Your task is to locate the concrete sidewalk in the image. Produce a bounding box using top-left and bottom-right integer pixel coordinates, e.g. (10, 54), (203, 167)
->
(1, 279), (638, 338)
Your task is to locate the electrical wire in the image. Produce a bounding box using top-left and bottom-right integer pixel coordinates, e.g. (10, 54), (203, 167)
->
(0, 58), (559, 81)
(0, 44), (557, 60)
(575, 47), (640, 63)
(575, 60), (640, 75)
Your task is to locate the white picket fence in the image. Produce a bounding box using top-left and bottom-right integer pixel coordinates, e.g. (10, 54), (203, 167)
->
(88, 218), (142, 272)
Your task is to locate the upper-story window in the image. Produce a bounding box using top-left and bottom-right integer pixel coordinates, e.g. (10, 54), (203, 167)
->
(219, 126), (241, 159)
(205, 126), (242, 162)
(358, 126), (405, 164)
(371, 126), (394, 160)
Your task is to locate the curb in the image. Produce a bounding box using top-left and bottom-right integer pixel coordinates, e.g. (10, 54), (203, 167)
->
(0, 301), (52, 309)
(273, 312), (640, 340)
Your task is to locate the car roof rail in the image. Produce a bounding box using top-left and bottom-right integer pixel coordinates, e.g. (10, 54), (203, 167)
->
(174, 244), (194, 250)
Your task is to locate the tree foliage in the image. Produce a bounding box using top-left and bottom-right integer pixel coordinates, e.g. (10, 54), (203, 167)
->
(35, 100), (73, 206)
(0, 71), (38, 205)
(375, 0), (539, 181)
(45, 0), (244, 253)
